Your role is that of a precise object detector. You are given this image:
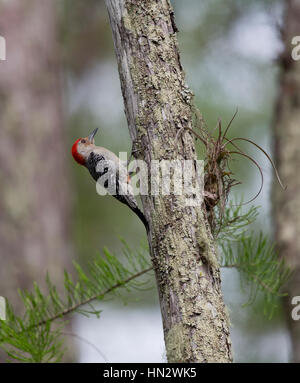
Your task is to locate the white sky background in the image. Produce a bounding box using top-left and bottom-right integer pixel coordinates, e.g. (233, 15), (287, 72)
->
(69, 3), (291, 363)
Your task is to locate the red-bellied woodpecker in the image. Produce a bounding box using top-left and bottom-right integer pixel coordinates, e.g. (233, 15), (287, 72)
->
(71, 128), (149, 232)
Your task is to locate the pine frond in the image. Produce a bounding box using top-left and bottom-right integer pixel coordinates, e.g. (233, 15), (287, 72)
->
(216, 200), (260, 241)
(0, 243), (153, 362)
(220, 231), (291, 317)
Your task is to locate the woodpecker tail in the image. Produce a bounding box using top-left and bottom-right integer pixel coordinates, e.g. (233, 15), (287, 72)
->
(114, 193), (149, 233)
(131, 205), (150, 233)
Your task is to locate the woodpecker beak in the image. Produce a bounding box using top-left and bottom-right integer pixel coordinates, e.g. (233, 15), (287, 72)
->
(88, 128), (98, 142)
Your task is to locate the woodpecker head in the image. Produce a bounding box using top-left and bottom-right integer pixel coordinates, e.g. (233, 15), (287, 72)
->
(71, 128), (98, 166)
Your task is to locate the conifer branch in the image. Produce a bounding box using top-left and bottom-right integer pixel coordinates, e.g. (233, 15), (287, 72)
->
(26, 266), (152, 332)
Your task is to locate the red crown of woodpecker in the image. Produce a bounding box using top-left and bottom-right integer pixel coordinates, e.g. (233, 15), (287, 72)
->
(71, 128), (98, 166)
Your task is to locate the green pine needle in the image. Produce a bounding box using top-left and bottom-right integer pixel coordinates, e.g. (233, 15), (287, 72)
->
(0, 244), (153, 362)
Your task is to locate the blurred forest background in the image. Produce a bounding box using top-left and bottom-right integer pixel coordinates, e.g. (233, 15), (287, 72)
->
(0, 0), (298, 362)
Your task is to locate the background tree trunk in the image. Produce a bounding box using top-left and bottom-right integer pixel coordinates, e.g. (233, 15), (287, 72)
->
(0, 0), (74, 361)
(105, 0), (232, 362)
(273, 0), (300, 363)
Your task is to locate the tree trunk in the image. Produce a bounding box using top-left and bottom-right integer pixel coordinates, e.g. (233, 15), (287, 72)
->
(105, 0), (232, 363)
(273, 0), (300, 363)
(0, 0), (74, 361)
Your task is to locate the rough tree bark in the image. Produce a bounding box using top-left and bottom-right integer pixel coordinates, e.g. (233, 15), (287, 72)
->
(273, 0), (300, 363)
(0, 0), (74, 361)
(105, 0), (232, 362)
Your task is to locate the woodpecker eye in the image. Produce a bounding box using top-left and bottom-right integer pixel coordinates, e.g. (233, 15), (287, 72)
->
(81, 139), (86, 144)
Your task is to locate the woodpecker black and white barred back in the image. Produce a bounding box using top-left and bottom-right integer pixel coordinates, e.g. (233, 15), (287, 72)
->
(72, 128), (149, 232)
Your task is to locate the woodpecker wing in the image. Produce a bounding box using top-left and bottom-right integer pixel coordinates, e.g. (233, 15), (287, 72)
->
(86, 149), (148, 228)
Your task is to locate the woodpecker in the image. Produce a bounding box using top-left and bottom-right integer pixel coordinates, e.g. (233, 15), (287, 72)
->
(71, 128), (149, 232)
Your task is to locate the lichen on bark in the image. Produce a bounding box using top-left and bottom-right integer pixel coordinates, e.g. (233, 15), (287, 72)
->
(105, 0), (232, 362)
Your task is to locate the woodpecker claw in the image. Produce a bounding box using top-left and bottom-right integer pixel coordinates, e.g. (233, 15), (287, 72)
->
(88, 128), (98, 142)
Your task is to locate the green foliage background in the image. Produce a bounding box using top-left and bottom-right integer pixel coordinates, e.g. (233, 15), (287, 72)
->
(62, 0), (288, 362)
(1, 0), (286, 362)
